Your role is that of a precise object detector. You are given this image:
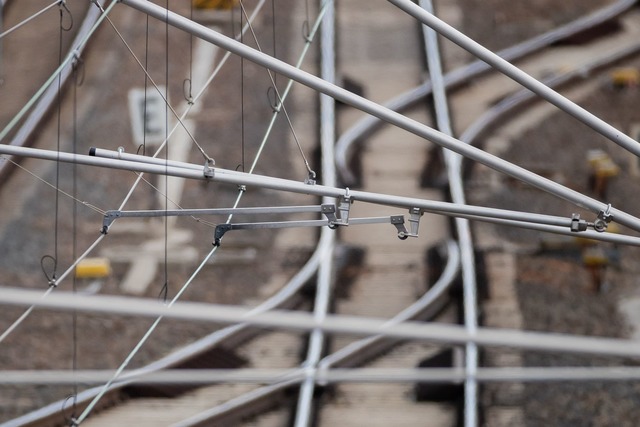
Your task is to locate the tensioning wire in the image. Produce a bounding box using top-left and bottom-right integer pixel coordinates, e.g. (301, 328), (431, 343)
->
(73, 2), (328, 420)
(92, 0), (213, 165)
(0, 0), (117, 144)
(0, 0), (59, 40)
(247, 0), (330, 175)
(238, 0), (315, 181)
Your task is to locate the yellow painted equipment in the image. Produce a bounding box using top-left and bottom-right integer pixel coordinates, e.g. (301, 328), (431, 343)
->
(193, 0), (239, 10)
(610, 68), (639, 87)
(587, 149), (620, 178)
(75, 257), (111, 279)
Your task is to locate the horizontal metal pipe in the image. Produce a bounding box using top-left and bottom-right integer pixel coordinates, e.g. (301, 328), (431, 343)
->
(1, 144), (627, 241)
(3, 286), (640, 358)
(5, 366), (640, 385)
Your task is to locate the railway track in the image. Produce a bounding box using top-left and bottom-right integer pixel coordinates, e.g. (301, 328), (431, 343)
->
(3, 0), (640, 426)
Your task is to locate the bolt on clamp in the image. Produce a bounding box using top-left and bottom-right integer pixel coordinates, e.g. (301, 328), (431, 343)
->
(593, 204), (613, 232)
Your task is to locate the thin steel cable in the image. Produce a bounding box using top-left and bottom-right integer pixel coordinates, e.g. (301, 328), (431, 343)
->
(162, 0), (170, 303)
(239, 0), (316, 180)
(91, 1), (214, 165)
(0, 0), (267, 346)
(52, 0), (73, 284)
(69, 2), (271, 422)
(240, 6), (245, 172)
(0, 0), (59, 40)
(70, 53), (81, 419)
(73, 244), (220, 425)
(2, 159), (106, 215)
(0, 0), (116, 144)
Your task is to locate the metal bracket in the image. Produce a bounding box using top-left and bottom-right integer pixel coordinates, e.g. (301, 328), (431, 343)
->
(570, 213), (588, 232)
(330, 188), (353, 228)
(390, 215), (409, 240)
(203, 159), (215, 179)
(304, 170), (316, 186)
(593, 204), (613, 233)
(214, 213), (415, 246)
(407, 207), (423, 238)
(101, 211), (121, 234)
(101, 205), (328, 235)
(213, 224), (233, 247)
(321, 204), (338, 224)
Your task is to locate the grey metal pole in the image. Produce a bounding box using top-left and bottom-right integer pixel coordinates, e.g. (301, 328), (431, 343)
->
(388, 0), (640, 157)
(5, 286), (640, 358)
(295, 1), (336, 425)
(117, 0), (640, 232)
(3, 143), (639, 242)
(419, 1), (477, 426)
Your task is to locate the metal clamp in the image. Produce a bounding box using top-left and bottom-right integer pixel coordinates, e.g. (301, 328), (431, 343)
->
(407, 207), (423, 238)
(321, 204), (338, 225)
(330, 188), (353, 228)
(570, 213), (588, 232)
(593, 204), (613, 233)
(213, 224), (233, 246)
(203, 159), (215, 179)
(101, 211), (122, 234)
(391, 215), (409, 240)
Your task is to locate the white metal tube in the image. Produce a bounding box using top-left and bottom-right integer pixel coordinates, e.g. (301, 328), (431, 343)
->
(7, 366), (640, 385)
(419, 2), (477, 426)
(3, 286), (640, 358)
(388, 0), (640, 158)
(295, 2), (336, 424)
(118, 0), (640, 232)
(3, 144), (635, 241)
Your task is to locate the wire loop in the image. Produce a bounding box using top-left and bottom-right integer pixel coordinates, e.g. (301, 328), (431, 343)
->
(41, 255), (58, 286)
(59, 0), (73, 32)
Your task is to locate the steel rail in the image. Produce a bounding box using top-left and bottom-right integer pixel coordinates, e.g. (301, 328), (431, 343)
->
(318, 240), (460, 370)
(118, 0), (640, 233)
(334, 0), (637, 185)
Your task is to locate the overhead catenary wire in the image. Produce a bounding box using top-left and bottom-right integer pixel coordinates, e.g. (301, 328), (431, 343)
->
(117, 0), (640, 233)
(7, 144), (640, 247)
(238, 0), (316, 182)
(0, 0), (268, 347)
(0, 0), (59, 40)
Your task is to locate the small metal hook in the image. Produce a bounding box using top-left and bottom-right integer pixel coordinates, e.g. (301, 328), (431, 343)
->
(266, 86), (280, 112)
(59, 1), (73, 32)
(41, 255), (57, 287)
(301, 20), (311, 43)
(183, 78), (194, 105)
(72, 52), (85, 86)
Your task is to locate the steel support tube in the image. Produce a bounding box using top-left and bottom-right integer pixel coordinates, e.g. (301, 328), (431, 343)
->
(0, 144), (629, 241)
(4, 287), (640, 358)
(388, 0), (640, 158)
(295, 2), (337, 425)
(420, 1), (477, 425)
(118, 0), (640, 232)
(9, 366), (640, 385)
